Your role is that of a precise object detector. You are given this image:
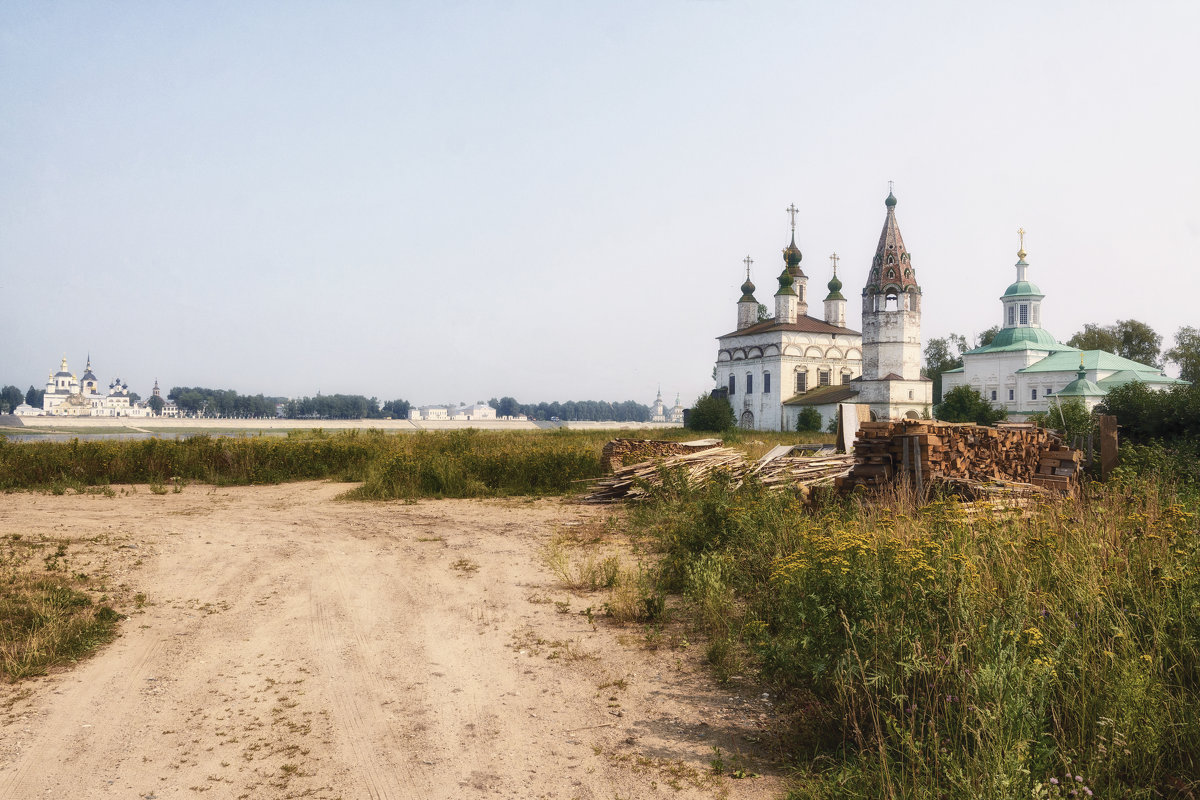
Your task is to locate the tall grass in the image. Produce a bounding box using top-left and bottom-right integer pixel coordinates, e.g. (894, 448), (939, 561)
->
(632, 466), (1200, 798)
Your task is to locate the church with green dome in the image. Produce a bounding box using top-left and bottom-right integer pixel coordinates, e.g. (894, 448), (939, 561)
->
(941, 234), (1186, 416)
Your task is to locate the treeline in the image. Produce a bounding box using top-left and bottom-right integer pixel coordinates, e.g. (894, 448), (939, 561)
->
(169, 387), (281, 418)
(284, 395), (409, 420)
(487, 397), (650, 422)
(0, 385), (46, 413)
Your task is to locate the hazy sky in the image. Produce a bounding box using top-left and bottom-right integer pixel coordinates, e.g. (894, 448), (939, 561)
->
(3, 1), (1197, 406)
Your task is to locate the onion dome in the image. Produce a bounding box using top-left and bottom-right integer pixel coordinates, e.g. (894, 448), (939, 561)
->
(782, 233), (803, 273)
(739, 275), (757, 302)
(885, 191), (897, 208)
(775, 266), (796, 296)
(825, 272), (845, 301)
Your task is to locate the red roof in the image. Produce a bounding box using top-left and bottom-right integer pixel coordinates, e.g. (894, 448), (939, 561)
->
(719, 316), (860, 339)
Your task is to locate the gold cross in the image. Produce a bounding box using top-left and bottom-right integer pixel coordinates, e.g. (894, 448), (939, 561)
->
(829, 252), (839, 273)
(786, 204), (799, 232)
(1017, 227), (1026, 250)
(743, 254), (753, 278)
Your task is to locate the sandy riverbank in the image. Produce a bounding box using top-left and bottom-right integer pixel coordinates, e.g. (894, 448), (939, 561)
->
(0, 415), (682, 433)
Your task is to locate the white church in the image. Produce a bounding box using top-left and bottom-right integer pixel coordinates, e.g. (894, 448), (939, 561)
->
(41, 356), (150, 417)
(941, 234), (1186, 416)
(714, 192), (931, 430)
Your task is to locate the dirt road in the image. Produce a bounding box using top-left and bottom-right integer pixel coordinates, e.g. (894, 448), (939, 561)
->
(0, 482), (783, 799)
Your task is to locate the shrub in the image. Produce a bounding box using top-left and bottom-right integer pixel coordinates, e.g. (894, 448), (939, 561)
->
(687, 393), (735, 432)
(934, 385), (1007, 424)
(796, 407), (823, 432)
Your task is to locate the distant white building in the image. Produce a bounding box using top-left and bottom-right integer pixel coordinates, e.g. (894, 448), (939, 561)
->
(410, 403), (498, 421)
(650, 389), (684, 423)
(41, 356), (152, 417)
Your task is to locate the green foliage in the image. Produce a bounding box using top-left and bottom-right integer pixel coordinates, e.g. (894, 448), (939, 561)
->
(1166, 325), (1200, 384)
(1027, 398), (1095, 439)
(484, 397), (650, 422)
(923, 335), (967, 404)
(1068, 319), (1163, 367)
(1098, 381), (1200, 443)
(168, 386), (279, 417)
(147, 395), (165, 415)
(687, 394), (735, 432)
(796, 407), (823, 432)
(977, 325), (1001, 347)
(934, 385), (1007, 424)
(633, 474), (1200, 799)
(24, 386), (44, 408)
(0, 385), (23, 414)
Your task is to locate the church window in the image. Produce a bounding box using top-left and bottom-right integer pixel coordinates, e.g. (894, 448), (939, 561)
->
(887, 268), (895, 279)
(1020, 304), (1029, 325)
(1031, 388), (1038, 400)
(796, 371), (807, 393)
(841, 372), (851, 385)
(1032, 305), (1039, 325)
(763, 372), (771, 394)
(991, 390), (997, 401)
(746, 373), (753, 394)
(1008, 389), (1014, 401)
(819, 369), (831, 386)
(908, 390), (914, 400)
(729, 375), (735, 395)
(1008, 306), (1015, 326)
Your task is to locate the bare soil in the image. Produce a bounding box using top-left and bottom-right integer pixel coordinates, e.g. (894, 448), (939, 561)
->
(0, 482), (785, 799)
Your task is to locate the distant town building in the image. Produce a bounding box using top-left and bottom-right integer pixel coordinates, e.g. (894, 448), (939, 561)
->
(41, 356), (152, 417)
(941, 234), (1187, 416)
(650, 389), (684, 423)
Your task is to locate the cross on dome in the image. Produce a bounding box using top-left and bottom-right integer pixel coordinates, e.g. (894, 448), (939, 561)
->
(786, 203), (799, 232)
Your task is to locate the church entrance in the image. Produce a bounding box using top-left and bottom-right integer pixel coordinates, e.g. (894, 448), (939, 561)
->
(739, 411), (754, 429)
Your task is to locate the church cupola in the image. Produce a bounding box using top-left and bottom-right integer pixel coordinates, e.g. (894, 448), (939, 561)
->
(774, 263), (798, 324)
(737, 255), (759, 330)
(783, 203), (809, 316)
(1000, 228), (1045, 329)
(823, 253), (847, 327)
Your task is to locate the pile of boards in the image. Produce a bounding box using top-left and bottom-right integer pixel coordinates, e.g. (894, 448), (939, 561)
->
(599, 438), (721, 472)
(839, 420), (1082, 495)
(583, 441), (854, 504)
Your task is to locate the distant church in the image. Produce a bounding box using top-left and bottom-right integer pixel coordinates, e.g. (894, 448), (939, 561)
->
(941, 232), (1186, 415)
(41, 356), (150, 417)
(714, 191), (931, 430)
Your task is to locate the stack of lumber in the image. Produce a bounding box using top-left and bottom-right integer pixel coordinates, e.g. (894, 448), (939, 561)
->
(839, 419), (1081, 495)
(584, 446), (745, 503)
(599, 438), (721, 472)
(582, 444), (854, 504)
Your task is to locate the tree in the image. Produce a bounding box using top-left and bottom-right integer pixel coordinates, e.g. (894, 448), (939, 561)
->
(380, 399), (411, 419)
(1068, 319), (1162, 367)
(148, 395), (165, 415)
(977, 325), (1001, 347)
(934, 385), (1007, 425)
(923, 334), (968, 404)
(795, 407), (822, 432)
(1098, 381), (1200, 443)
(1028, 398), (1094, 439)
(1165, 325), (1200, 384)
(756, 303), (771, 321)
(25, 386), (44, 408)
(0, 385), (23, 413)
(686, 393), (735, 432)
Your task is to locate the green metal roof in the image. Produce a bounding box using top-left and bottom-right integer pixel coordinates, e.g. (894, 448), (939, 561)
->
(1052, 374), (1106, 398)
(1095, 369), (1190, 389)
(966, 326), (1071, 354)
(1017, 349), (1159, 374)
(1001, 280), (1043, 298)
(942, 366), (965, 374)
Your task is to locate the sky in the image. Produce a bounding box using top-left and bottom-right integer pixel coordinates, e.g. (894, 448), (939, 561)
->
(2, 1), (1197, 407)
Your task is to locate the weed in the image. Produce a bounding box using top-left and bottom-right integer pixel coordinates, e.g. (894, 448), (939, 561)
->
(451, 558), (479, 575)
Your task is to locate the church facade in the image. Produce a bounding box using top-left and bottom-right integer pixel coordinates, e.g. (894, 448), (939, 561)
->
(941, 237), (1186, 417)
(714, 192), (930, 431)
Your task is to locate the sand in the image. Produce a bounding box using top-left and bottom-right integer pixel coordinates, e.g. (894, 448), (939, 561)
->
(0, 482), (782, 799)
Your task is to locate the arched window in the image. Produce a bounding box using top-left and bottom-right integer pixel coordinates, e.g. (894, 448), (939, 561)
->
(729, 375), (735, 395)
(796, 371), (807, 393)
(1008, 306), (1015, 326)
(763, 372), (771, 394)
(746, 373), (753, 394)
(819, 369), (831, 386)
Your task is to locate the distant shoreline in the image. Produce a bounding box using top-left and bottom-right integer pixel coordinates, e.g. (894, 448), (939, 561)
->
(0, 415), (682, 434)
